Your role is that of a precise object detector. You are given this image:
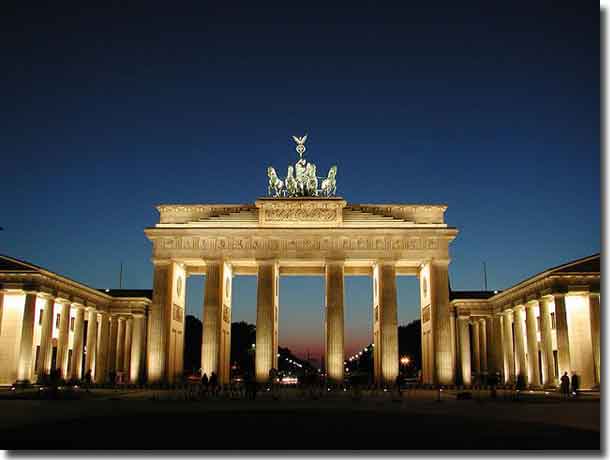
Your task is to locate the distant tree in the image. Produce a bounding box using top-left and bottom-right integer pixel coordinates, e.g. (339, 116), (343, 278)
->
(398, 319), (422, 375)
(184, 315), (202, 374)
(231, 321), (256, 376)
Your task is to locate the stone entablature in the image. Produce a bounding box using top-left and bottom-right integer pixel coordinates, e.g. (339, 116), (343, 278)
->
(0, 269), (151, 315)
(148, 229), (455, 263)
(154, 200), (449, 227)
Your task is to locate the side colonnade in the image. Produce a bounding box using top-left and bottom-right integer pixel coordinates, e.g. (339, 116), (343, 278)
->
(0, 279), (150, 386)
(453, 287), (600, 390)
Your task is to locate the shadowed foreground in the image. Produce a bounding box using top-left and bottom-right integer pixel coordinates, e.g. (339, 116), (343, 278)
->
(0, 389), (600, 450)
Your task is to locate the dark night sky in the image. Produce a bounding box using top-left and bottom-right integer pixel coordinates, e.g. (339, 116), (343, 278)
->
(0, 3), (600, 359)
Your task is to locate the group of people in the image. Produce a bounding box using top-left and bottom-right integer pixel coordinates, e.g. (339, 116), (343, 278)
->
(200, 371), (220, 397)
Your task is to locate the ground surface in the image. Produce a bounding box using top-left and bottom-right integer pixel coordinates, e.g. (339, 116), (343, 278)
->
(0, 388), (600, 451)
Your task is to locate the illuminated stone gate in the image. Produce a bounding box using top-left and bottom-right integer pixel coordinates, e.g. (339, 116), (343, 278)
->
(144, 198), (459, 384)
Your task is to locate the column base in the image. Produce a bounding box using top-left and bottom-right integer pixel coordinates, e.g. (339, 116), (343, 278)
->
(13, 380), (33, 389)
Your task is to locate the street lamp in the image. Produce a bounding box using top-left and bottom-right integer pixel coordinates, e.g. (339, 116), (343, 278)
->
(400, 356), (410, 366)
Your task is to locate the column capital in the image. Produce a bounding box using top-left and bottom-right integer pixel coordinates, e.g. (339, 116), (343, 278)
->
(525, 299), (539, 309)
(71, 302), (85, 310)
(457, 314), (470, 320)
(152, 258), (172, 267)
(513, 304), (525, 312)
(503, 308), (514, 316)
(374, 259), (397, 267)
(38, 292), (55, 301)
(55, 297), (71, 305)
(255, 258), (278, 266)
(324, 258), (345, 265)
(567, 285), (590, 294)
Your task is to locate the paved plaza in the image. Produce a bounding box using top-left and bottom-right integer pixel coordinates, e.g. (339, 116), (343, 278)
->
(0, 388), (600, 450)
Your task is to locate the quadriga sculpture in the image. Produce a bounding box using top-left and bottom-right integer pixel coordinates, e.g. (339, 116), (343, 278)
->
(285, 165), (298, 196)
(295, 158), (307, 196)
(267, 166), (284, 197)
(321, 165), (337, 197)
(306, 163), (318, 196)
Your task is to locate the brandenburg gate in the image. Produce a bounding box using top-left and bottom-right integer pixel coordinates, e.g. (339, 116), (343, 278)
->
(144, 136), (459, 385)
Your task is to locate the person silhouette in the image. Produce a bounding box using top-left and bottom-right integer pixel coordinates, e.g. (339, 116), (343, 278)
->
(209, 372), (218, 397)
(560, 372), (570, 399)
(84, 369), (92, 393)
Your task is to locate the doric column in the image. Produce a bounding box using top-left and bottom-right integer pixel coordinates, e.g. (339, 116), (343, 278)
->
(116, 316), (126, 372)
(492, 314), (504, 381)
(589, 293), (600, 385)
(123, 317), (133, 381)
(565, 291), (595, 388)
(147, 261), (170, 383)
(37, 295), (55, 376)
(525, 301), (541, 387)
(70, 305), (85, 380)
(202, 261), (234, 383)
(457, 315), (471, 386)
(325, 260), (344, 383)
(16, 292), (38, 382)
(479, 318), (487, 376)
(472, 320), (480, 376)
(0, 291), (4, 337)
(95, 312), (110, 383)
(108, 315), (119, 375)
(539, 297), (555, 386)
(84, 308), (98, 378)
(373, 262), (398, 385)
(419, 260), (453, 385)
(502, 309), (515, 383)
(255, 260), (278, 383)
(485, 316), (495, 375)
(553, 293), (571, 378)
(130, 314), (146, 383)
(55, 299), (71, 378)
(513, 305), (528, 382)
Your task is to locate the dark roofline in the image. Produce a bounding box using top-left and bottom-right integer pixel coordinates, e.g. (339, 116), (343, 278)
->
(450, 290), (499, 301)
(0, 255), (151, 301)
(451, 253), (599, 303)
(97, 289), (153, 300)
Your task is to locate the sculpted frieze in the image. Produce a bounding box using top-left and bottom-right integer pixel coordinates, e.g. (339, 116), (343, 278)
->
(156, 235), (440, 254)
